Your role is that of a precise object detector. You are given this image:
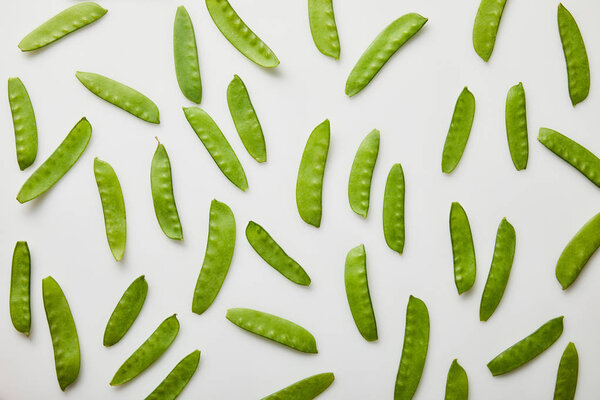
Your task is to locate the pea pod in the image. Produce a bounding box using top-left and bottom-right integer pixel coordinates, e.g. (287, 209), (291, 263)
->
(10, 241), (31, 336)
(553, 342), (578, 400)
(445, 359), (468, 400)
(17, 117), (91, 203)
(344, 244), (377, 342)
(558, 4), (590, 106)
(173, 6), (202, 104)
(442, 87), (476, 174)
(94, 158), (126, 261)
(449, 202), (476, 295)
(308, 0), (340, 59)
(145, 350), (201, 400)
(505, 82), (528, 171)
(472, 0), (507, 62)
(103, 275), (148, 347)
(348, 129), (380, 218)
(262, 372), (335, 400)
(151, 142), (183, 241)
(383, 163), (405, 254)
(8, 77), (37, 170)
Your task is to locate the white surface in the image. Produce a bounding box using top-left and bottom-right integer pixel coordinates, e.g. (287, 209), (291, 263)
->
(1, 0), (599, 399)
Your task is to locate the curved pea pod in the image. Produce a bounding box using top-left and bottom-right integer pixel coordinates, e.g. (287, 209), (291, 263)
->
(383, 163), (405, 254)
(344, 244), (377, 342)
(205, 0), (279, 68)
(145, 350), (201, 400)
(18, 2), (107, 51)
(227, 75), (266, 163)
(472, 0), (507, 62)
(505, 82), (529, 171)
(226, 308), (318, 353)
(246, 221), (311, 286)
(192, 200), (236, 315)
(555, 212), (600, 290)
(10, 241), (31, 336)
(394, 295), (429, 400)
(94, 158), (126, 261)
(42, 276), (80, 391)
(444, 359), (468, 400)
(449, 202), (476, 295)
(151, 143), (183, 241)
(442, 87), (476, 174)
(558, 4), (590, 106)
(348, 129), (380, 218)
(103, 275), (148, 347)
(183, 107), (248, 191)
(296, 120), (330, 227)
(173, 6), (202, 104)
(110, 314), (180, 386)
(553, 342), (578, 400)
(479, 218), (515, 321)
(487, 316), (564, 376)
(76, 71), (160, 124)
(261, 372), (335, 400)
(8, 78), (37, 170)
(308, 0), (340, 60)
(17, 117), (91, 203)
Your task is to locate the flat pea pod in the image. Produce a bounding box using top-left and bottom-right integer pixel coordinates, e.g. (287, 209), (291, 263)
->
(18, 2), (107, 52)
(8, 77), (37, 170)
(192, 200), (236, 315)
(103, 275), (148, 347)
(76, 71), (160, 124)
(10, 241), (31, 336)
(558, 4), (590, 106)
(17, 117), (91, 203)
(262, 372), (335, 400)
(205, 0), (279, 68)
(383, 163), (405, 254)
(226, 308), (318, 353)
(151, 142), (183, 241)
(445, 359), (468, 400)
(145, 350), (201, 400)
(94, 158), (126, 261)
(42, 276), (80, 391)
(348, 129), (380, 218)
(472, 0), (507, 62)
(487, 316), (564, 376)
(553, 342), (578, 400)
(110, 314), (180, 386)
(394, 295), (429, 400)
(505, 82), (528, 171)
(173, 6), (202, 104)
(227, 75), (266, 163)
(555, 211), (600, 290)
(183, 106), (248, 191)
(246, 221), (311, 286)
(441, 87), (476, 174)
(538, 128), (600, 189)
(296, 120), (330, 227)
(344, 244), (377, 342)
(449, 202), (476, 295)
(308, 0), (340, 60)
(479, 218), (516, 321)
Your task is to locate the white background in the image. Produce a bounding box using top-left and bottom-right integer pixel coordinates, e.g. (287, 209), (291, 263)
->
(0, 0), (599, 399)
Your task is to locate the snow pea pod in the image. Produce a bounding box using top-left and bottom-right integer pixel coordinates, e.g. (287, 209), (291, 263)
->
(192, 200), (236, 315)
(555, 211), (600, 290)
(442, 87), (476, 174)
(472, 0), (507, 62)
(345, 13), (427, 97)
(383, 163), (405, 254)
(205, 0), (279, 68)
(487, 316), (564, 376)
(308, 0), (340, 60)
(262, 372), (334, 400)
(42, 276), (80, 391)
(183, 107), (248, 191)
(94, 158), (126, 261)
(17, 117), (91, 203)
(145, 350), (201, 400)
(110, 314), (179, 386)
(449, 202), (476, 295)
(558, 4), (590, 106)
(348, 129), (380, 218)
(151, 142), (183, 241)
(505, 82), (528, 171)
(18, 2), (107, 51)
(227, 75), (266, 162)
(8, 77), (37, 170)
(103, 275), (148, 347)
(445, 359), (468, 400)
(10, 241), (31, 336)
(246, 221), (311, 286)
(345, 244), (377, 342)
(173, 6), (202, 104)
(479, 218), (515, 321)
(553, 342), (578, 400)
(76, 71), (159, 124)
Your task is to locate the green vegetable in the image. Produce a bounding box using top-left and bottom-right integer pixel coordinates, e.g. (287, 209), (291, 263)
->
(348, 129), (380, 218)
(94, 158), (126, 261)
(145, 350), (201, 400)
(151, 142), (183, 240)
(103, 275), (148, 347)
(10, 241), (31, 336)
(262, 372), (335, 400)
(449, 202), (476, 295)
(442, 87), (476, 174)
(444, 359), (468, 400)
(8, 77), (37, 170)
(383, 163), (405, 254)
(472, 0), (507, 62)
(505, 82), (529, 170)
(308, 0), (340, 59)
(553, 342), (578, 400)
(173, 6), (202, 104)
(344, 244), (377, 341)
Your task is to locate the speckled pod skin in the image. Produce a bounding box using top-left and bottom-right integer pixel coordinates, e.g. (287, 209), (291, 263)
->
(344, 244), (378, 341)
(558, 4), (590, 106)
(348, 129), (380, 218)
(103, 275), (147, 347)
(445, 359), (468, 400)
(442, 87), (476, 174)
(261, 372), (335, 400)
(505, 82), (529, 171)
(173, 6), (202, 104)
(8, 78), (37, 170)
(145, 350), (201, 400)
(151, 143), (183, 240)
(472, 0), (507, 62)
(308, 0), (340, 59)
(383, 163), (405, 254)
(449, 202), (476, 295)
(553, 342), (578, 400)
(10, 242), (31, 336)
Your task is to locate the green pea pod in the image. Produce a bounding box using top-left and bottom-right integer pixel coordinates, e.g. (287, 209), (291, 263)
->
(17, 117), (91, 203)
(246, 221), (311, 286)
(487, 316), (564, 376)
(94, 158), (126, 261)
(445, 359), (468, 400)
(472, 0), (507, 62)
(42, 276), (80, 391)
(103, 275), (148, 347)
(296, 120), (330, 227)
(151, 142), (183, 241)
(10, 241), (31, 336)
(344, 244), (377, 342)
(8, 77), (37, 170)
(192, 200), (236, 315)
(308, 0), (340, 59)
(553, 342), (578, 400)
(110, 314), (180, 386)
(558, 4), (590, 106)
(262, 372), (335, 400)
(173, 6), (202, 104)
(145, 350), (201, 400)
(183, 106), (249, 191)
(449, 202), (476, 295)
(442, 87), (476, 174)
(18, 2), (107, 51)
(505, 82), (528, 171)
(348, 129), (380, 218)
(383, 163), (405, 254)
